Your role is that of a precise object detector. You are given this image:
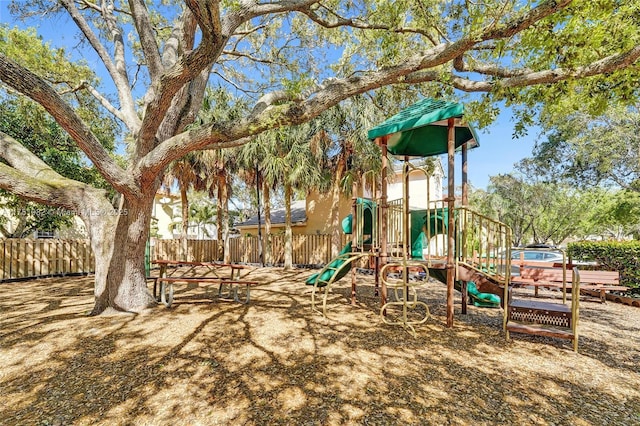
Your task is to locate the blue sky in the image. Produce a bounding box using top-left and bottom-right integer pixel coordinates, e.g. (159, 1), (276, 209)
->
(466, 111), (539, 189)
(1, 5), (540, 190)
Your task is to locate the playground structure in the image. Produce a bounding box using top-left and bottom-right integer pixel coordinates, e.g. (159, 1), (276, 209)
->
(307, 98), (586, 350)
(308, 98), (513, 333)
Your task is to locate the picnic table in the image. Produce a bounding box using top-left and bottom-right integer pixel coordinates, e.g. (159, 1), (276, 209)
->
(150, 260), (259, 307)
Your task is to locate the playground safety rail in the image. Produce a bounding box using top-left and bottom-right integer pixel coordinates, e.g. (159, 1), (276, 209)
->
(455, 206), (512, 289)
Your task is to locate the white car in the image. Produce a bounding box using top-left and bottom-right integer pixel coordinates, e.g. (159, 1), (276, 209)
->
(510, 250), (565, 263)
(507, 249), (566, 276)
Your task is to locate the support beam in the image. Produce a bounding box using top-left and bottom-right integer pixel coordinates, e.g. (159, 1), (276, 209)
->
(351, 180), (358, 305)
(462, 143), (468, 205)
(446, 118), (456, 328)
(403, 158), (410, 260)
(378, 137), (389, 310)
(461, 142), (468, 314)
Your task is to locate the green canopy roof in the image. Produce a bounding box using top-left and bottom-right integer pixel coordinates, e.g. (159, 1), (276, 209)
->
(367, 98), (479, 157)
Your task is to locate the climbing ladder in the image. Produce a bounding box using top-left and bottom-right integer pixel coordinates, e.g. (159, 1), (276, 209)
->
(379, 261), (430, 337)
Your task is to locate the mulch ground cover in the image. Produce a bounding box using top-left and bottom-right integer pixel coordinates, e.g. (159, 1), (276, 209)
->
(1, 266), (639, 425)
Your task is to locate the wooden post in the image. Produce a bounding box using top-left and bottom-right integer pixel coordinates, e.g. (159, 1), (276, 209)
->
(446, 118), (456, 328)
(373, 162), (380, 296)
(403, 158), (411, 304)
(461, 142), (468, 315)
(351, 180), (358, 305)
(403, 158), (410, 260)
(378, 137), (389, 309)
(462, 143), (468, 206)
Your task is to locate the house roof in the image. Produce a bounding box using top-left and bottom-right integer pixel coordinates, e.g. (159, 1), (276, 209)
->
(235, 200), (307, 227)
(367, 98), (479, 157)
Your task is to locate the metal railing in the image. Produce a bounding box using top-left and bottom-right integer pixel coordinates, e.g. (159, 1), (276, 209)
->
(455, 206), (512, 289)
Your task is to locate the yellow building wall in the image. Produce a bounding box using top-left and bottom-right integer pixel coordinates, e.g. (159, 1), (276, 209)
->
(239, 191), (353, 236)
(386, 168), (443, 208)
(299, 191), (353, 235)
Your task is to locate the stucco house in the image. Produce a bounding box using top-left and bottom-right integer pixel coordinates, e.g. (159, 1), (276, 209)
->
(236, 159), (444, 236)
(235, 191), (353, 236)
(152, 192), (217, 239)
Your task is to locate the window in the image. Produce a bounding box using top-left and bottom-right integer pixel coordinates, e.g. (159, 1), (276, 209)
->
(36, 230), (55, 239)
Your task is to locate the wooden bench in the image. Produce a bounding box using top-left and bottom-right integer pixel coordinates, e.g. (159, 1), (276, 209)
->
(512, 264), (627, 303)
(505, 267), (581, 351)
(156, 276), (260, 307)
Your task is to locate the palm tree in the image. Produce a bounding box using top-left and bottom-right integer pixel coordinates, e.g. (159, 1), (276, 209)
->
(189, 194), (217, 238)
(211, 148), (238, 262)
(237, 139), (272, 265)
(309, 96), (384, 256)
(194, 87), (247, 261)
(261, 124), (326, 270)
(162, 152), (208, 259)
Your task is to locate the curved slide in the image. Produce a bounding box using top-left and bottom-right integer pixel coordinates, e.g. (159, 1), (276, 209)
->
(408, 209), (500, 308)
(466, 281), (501, 308)
(428, 268), (500, 308)
(306, 199), (375, 288)
(305, 242), (353, 287)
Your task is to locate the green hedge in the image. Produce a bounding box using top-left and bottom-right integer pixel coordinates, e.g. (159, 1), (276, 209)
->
(567, 241), (640, 293)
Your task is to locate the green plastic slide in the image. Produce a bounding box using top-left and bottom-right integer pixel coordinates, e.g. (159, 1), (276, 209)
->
(428, 269), (500, 308)
(466, 281), (501, 308)
(409, 209), (450, 259)
(307, 201), (374, 287)
(305, 242), (353, 287)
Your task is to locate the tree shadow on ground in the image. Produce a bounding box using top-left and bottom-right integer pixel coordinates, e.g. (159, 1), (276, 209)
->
(1, 268), (639, 425)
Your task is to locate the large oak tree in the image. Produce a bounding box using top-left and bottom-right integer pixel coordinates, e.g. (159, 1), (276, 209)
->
(0, 0), (638, 314)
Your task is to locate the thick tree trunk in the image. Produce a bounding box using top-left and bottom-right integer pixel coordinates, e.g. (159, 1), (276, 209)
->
(90, 195), (157, 314)
(284, 184), (293, 270)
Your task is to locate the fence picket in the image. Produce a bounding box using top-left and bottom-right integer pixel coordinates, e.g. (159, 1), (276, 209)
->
(1, 234), (347, 281)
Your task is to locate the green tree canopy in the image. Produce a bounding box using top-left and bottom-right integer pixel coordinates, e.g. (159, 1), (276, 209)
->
(520, 105), (640, 191)
(470, 173), (606, 246)
(586, 189), (640, 240)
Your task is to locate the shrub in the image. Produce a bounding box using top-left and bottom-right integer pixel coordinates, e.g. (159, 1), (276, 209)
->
(568, 241), (640, 293)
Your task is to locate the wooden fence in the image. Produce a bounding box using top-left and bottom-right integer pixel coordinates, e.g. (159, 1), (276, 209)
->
(0, 239), (94, 281)
(152, 238), (222, 262)
(152, 234), (349, 266)
(0, 234), (350, 281)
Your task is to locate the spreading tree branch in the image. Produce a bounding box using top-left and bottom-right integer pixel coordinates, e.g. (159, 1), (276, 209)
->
(0, 131), (109, 212)
(139, 0), (629, 177)
(128, 0), (163, 79)
(0, 54), (139, 198)
(297, 3), (439, 45)
(60, 0), (140, 132)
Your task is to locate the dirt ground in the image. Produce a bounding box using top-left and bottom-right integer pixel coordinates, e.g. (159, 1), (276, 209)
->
(1, 266), (639, 426)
